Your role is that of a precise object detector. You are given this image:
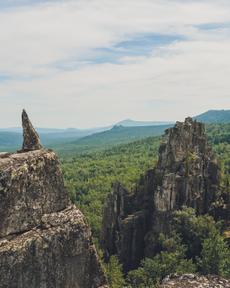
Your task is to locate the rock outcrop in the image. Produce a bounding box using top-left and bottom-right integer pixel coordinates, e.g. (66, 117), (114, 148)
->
(0, 112), (107, 288)
(161, 274), (230, 288)
(22, 109), (42, 151)
(101, 117), (221, 271)
(0, 150), (70, 237)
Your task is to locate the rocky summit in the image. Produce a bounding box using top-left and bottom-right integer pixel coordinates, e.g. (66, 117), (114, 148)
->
(101, 117), (221, 272)
(0, 111), (107, 288)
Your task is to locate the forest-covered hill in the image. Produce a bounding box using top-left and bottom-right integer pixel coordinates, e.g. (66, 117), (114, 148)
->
(0, 127), (107, 152)
(61, 122), (230, 286)
(194, 109), (230, 123)
(61, 123), (230, 238)
(62, 136), (161, 238)
(54, 124), (172, 156)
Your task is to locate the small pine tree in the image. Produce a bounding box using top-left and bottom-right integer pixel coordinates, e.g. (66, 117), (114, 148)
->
(105, 256), (126, 288)
(199, 231), (230, 278)
(127, 236), (196, 287)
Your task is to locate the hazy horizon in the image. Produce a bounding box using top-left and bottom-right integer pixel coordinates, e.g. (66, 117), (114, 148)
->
(0, 115), (175, 130)
(0, 0), (230, 128)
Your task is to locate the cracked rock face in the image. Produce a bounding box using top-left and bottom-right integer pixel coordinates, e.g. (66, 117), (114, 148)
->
(0, 150), (70, 237)
(101, 118), (221, 272)
(153, 117), (220, 214)
(0, 206), (107, 288)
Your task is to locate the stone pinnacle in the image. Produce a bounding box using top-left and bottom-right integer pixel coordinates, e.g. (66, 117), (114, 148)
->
(22, 109), (42, 151)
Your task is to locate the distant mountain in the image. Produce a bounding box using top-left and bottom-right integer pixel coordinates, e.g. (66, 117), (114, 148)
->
(1, 110), (229, 152)
(0, 120), (172, 152)
(52, 124), (173, 155)
(116, 119), (174, 127)
(0, 126), (111, 152)
(0, 126), (109, 135)
(194, 110), (230, 123)
(0, 132), (22, 151)
(0, 127), (69, 134)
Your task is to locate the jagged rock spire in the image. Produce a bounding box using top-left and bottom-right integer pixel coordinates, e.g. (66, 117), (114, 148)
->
(101, 117), (221, 272)
(22, 109), (42, 151)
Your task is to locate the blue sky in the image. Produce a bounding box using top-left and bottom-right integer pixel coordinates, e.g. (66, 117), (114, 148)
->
(0, 0), (51, 8)
(54, 33), (185, 68)
(197, 22), (230, 30)
(0, 0), (229, 128)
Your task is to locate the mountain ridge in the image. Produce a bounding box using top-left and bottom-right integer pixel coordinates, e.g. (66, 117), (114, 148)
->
(1, 109), (229, 152)
(193, 109), (230, 123)
(116, 119), (174, 127)
(1, 109), (229, 133)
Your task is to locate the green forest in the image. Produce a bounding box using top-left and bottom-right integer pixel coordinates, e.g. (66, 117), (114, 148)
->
(61, 123), (230, 287)
(62, 136), (160, 238)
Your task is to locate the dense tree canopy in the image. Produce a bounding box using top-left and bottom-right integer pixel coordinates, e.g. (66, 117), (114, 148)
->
(60, 123), (230, 286)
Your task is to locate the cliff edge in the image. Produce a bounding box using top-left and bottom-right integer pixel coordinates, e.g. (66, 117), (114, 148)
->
(0, 111), (107, 288)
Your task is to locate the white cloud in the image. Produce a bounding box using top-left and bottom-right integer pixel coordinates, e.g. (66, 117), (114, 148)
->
(0, 0), (230, 127)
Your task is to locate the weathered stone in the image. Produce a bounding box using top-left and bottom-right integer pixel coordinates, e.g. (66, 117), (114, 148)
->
(22, 109), (42, 151)
(144, 118), (220, 256)
(0, 206), (107, 288)
(0, 150), (70, 237)
(154, 117), (219, 214)
(101, 178), (153, 271)
(161, 273), (230, 288)
(101, 118), (221, 271)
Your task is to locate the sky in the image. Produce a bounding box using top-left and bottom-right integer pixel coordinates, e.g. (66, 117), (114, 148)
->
(0, 0), (230, 128)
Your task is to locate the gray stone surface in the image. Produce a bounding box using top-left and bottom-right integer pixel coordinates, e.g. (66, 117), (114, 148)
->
(154, 117), (219, 214)
(0, 206), (107, 288)
(0, 150), (70, 237)
(22, 109), (42, 151)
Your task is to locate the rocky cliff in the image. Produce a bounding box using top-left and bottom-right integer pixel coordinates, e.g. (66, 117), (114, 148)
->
(101, 117), (221, 271)
(0, 111), (107, 288)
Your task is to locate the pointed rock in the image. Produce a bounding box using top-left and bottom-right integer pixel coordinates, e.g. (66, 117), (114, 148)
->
(101, 117), (221, 272)
(22, 109), (42, 151)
